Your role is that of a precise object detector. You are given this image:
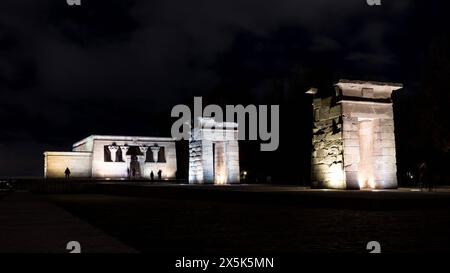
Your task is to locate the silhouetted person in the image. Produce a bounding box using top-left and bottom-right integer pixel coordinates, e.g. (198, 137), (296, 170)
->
(132, 168), (136, 179)
(64, 167), (71, 180)
(157, 169), (162, 180)
(418, 162), (428, 191)
(150, 171), (154, 181)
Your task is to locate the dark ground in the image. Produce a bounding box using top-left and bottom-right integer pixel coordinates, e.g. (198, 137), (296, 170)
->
(38, 184), (450, 254)
(0, 191), (136, 253)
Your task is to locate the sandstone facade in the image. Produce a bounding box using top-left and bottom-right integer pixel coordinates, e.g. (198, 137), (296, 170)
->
(309, 80), (402, 189)
(44, 135), (177, 180)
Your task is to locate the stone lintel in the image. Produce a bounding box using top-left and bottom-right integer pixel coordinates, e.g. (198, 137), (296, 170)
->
(339, 99), (393, 106)
(338, 96), (392, 104)
(335, 79), (402, 100)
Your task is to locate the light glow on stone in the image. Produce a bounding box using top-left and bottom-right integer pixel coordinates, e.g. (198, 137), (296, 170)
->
(328, 164), (346, 189)
(216, 173), (227, 185)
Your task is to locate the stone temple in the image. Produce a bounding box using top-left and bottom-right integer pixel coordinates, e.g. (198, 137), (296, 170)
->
(44, 135), (177, 180)
(189, 117), (240, 184)
(308, 79), (403, 189)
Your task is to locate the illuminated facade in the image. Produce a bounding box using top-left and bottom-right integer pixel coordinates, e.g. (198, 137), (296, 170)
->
(44, 135), (177, 180)
(189, 118), (240, 184)
(308, 80), (402, 189)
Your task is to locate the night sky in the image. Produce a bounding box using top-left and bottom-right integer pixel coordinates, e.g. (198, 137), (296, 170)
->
(1, 0), (449, 182)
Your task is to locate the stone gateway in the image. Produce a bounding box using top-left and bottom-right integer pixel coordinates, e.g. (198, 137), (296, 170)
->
(308, 80), (403, 189)
(189, 117), (240, 184)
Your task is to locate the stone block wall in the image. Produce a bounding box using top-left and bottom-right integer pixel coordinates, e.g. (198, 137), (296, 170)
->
(44, 152), (92, 178)
(373, 118), (397, 188)
(188, 139), (204, 183)
(341, 102), (397, 189)
(311, 98), (346, 189)
(342, 115), (360, 189)
(225, 140), (240, 183)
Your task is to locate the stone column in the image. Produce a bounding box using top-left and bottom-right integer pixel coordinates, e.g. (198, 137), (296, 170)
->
(150, 145), (160, 163)
(136, 154), (146, 179)
(108, 145), (119, 162)
(125, 155), (132, 174)
(120, 145), (129, 162)
(139, 145), (149, 162)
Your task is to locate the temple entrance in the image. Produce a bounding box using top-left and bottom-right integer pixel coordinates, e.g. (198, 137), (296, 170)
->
(213, 142), (227, 184)
(129, 155), (141, 179)
(358, 119), (375, 189)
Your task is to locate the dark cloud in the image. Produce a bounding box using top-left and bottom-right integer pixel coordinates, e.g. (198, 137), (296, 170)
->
(46, 0), (139, 46)
(0, 0), (444, 177)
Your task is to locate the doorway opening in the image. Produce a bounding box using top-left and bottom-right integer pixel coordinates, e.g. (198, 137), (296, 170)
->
(358, 119), (375, 189)
(129, 155), (141, 179)
(213, 142), (227, 184)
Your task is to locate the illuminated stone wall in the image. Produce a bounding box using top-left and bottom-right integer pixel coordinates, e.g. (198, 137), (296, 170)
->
(44, 135), (177, 180)
(87, 136), (177, 179)
(311, 97), (345, 189)
(309, 80), (402, 189)
(44, 152), (92, 178)
(189, 118), (240, 184)
(340, 99), (398, 189)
